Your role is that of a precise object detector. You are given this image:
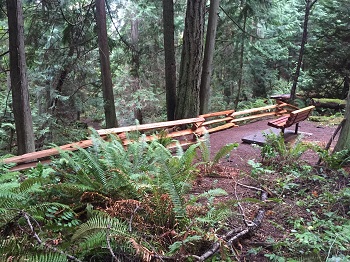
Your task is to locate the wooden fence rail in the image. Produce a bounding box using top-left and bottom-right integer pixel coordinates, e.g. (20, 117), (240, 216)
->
(2, 102), (293, 171)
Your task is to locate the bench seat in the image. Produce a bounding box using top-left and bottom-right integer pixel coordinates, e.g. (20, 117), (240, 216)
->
(268, 106), (315, 134)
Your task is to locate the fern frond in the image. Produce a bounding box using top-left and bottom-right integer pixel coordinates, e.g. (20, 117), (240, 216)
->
(52, 182), (95, 197)
(72, 213), (129, 242)
(0, 171), (20, 183)
(212, 143), (238, 166)
(76, 230), (107, 251)
(24, 252), (68, 262)
(76, 147), (106, 186)
(180, 143), (200, 169)
(199, 139), (211, 163)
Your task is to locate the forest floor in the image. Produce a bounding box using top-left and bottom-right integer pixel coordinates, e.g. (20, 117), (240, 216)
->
(191, 119), (347, 261)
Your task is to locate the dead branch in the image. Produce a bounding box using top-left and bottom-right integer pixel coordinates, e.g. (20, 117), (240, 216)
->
(106, 224), (120, 262)
(22, 211), (82, 262)
(197, 191), (268, 261)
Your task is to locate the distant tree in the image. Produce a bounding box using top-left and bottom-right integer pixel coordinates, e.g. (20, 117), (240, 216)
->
(290, 0), (318, 102)
(304, 0), (350, 99)
(162, 0), (177, 120)
(200, 0), (220, 114)
(175, 0), (205, 119)
(95, 0), (118, 128)
(6, 0), (35, 154)
(233, 0), (249, 110)
(130, 11), (143, 124)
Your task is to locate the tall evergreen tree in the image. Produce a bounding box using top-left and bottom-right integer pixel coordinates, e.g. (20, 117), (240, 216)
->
(290, 0), (318, 102)
(95, 0), (118, 128)
(6, 0), (35, 154)
(162, 0), (177, 120)
(200, 0), (220, 114)
(175, 0), (205, 119)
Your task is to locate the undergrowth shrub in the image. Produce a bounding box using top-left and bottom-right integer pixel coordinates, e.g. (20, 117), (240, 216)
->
(1, 133), (236, 261)
(260, 132), (310, 169)
(250, 133), (350, 261)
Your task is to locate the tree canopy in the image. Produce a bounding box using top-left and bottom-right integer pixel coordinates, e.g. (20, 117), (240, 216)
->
(0, 0), (349, 151)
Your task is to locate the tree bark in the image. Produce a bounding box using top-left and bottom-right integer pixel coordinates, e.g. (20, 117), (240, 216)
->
(175, 0), (205, 120)
(334, 85), (350, 152)
(290, 0), (318, 103)
(7, 0), (36, 154)
(162, 0), (177, 120)
(200, 0), (220, 115)
(233, 12), (247, 110)
(95, 0), (118, 128)
(130, 12), (143, 124)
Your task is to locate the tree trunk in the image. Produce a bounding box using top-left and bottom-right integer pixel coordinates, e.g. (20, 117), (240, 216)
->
(342, 76), (349, 99)
(162, 0), (177, 120)
(200, 0), (220, 115)
(175, 0), (205, 120)
(95, 0), (118, 128)
(6, 0), (35, 154)
(130, 13), (143, 124)
(334, 85), (350, 152)
(233, 13), (247, 110)
(290, 0), (318, 103)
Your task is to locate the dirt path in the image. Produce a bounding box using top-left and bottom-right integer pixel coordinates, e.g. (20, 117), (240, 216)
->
(209, 119), (338, 172)
(192, 120), (339, 261)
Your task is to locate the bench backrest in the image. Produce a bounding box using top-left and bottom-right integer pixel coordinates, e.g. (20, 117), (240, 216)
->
(286, 106), (315, 127)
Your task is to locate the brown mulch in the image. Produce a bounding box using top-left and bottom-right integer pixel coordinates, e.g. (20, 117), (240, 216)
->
(192, 119), (341, 261)
(210, 119), (338, 171)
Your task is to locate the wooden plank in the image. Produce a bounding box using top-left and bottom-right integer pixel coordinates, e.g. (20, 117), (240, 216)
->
(194, 126), (208, 136)
(268, 116), (289, 126)
(231, 103), (287, 117)
(290, 105), (315, 115)
(97, 117), (205, 136)
(232, 112), (276, 123)
(207, 122), (238, 133)
(202, 116), (234, 126)
(200, 109), (235, 118)
(9, 159), (52, 172)
(167, 137), (207, 150)
(2, 139), (97, 164)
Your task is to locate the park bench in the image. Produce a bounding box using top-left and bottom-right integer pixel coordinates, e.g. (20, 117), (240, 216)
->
(267, 105), (315, 134)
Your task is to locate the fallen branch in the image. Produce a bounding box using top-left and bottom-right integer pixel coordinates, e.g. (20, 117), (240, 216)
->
(197, 191), (268, 261)
(22, 211), (82, 262)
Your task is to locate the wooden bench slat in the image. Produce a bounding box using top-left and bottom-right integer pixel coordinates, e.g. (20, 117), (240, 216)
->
(267, 106), (315, 133)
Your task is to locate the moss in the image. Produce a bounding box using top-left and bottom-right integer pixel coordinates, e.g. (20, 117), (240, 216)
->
(312, 98), (346, 105)
(309, 115), (344, 126)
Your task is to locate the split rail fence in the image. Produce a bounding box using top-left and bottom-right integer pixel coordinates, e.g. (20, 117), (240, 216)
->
(2, 100), (297, 171)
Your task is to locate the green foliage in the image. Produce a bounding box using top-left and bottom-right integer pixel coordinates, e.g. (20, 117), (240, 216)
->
(316, 147), (350, 169)
(260, 132), (310, 169)
(199, 136), (239, 175)
(257, 153), (350, 260)
(72, 211), (132, 257)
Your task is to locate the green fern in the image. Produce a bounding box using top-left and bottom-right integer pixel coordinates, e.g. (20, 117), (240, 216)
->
(24, 253), (68, 262)
(199, 141), (239, 175)
(72, 211), (133, 258)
